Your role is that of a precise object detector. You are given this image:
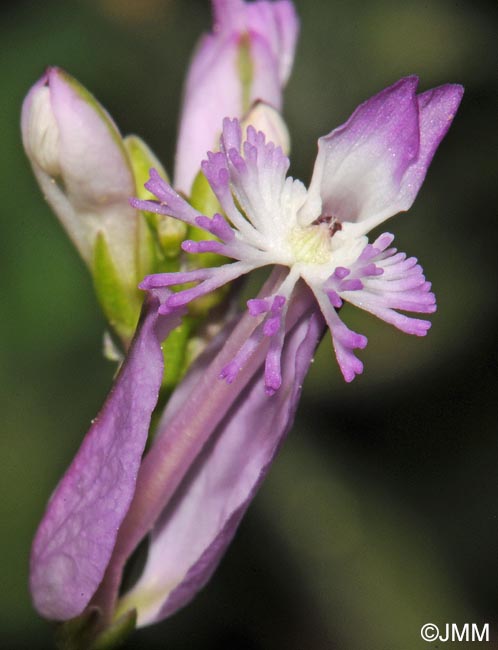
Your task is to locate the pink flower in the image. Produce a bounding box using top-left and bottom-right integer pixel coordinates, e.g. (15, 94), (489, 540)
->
(29, 280), (322, 626)
(137, 76), (464, 392)
(28, 74), (462, 637)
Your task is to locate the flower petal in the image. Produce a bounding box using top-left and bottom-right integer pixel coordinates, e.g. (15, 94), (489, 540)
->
(212, 0), (298, 86)
(335, 233), (436, 337)
(117, 303), (324, 626)
(174, 33), (241, 195)
(30, 291), (183, 620)
(300, 78), (463, 235)
(395, 83), (464, 211)
(299, 76), (421, 230)
(245, 0), (299, 85)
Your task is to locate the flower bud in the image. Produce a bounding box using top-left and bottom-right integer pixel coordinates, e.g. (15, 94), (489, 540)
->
(241, 101), (290, 154)
(174, 0), (299, 195)
(21, 67), (155, 343)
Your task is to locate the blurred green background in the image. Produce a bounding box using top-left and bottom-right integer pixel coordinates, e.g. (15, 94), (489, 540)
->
(1, 0), (497, 648)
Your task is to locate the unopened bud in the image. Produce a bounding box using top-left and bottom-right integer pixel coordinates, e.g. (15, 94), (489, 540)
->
(174, 0), (298, 195)
(241, 102), (290, 154)
(21, 67), (157, 344)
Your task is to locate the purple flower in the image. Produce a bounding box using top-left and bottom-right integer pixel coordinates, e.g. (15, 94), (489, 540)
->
(27, 2), (301, 635)
(174, 0), (299, 194)
(136, 76), (463, 392)
(110, 283), (323, 626)
(30, 275), (322, 628)
(29, 74), (462, 638)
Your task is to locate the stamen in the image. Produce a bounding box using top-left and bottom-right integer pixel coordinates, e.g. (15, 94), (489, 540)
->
(312, 214), (343, 237)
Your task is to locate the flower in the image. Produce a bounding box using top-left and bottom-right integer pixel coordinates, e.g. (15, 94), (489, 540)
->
(26, 2), (303, 636)
(135, 76), (463, 393)
(24, 1), (464, 640)
(21, 67), (156, 343)
(29, 277), (322, 627)
(174, 0), (299, 194)
(107, 285), (323, 626)
(28, 71), (462, 642)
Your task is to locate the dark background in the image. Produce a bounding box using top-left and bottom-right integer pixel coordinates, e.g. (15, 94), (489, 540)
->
(1, 0), (497, 648)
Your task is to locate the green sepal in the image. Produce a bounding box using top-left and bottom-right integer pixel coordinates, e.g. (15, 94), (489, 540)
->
(188, 170), (224, 269)
(92, 609), (137, 650)
(134, 210), (156, 283)
(54, 608), (100, 650)
(53, 607), (136, 650)
(124, 134), (187, 261)
(161, 318), (192, 389)
(124, 135), (161, 278)
(92, 232), (141, 344)
(185, 171), (231, 317)
(124, 134), (170, 200)
(189, 168), (221, 216)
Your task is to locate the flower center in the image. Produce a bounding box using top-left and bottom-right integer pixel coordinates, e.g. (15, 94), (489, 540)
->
(289, 221), (333, 265)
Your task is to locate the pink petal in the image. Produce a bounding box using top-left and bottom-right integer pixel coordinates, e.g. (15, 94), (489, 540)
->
(397, 83), (464, 210)
(300, 76), (421, 229)
(300, 78), (463, 235)
(118, 305), (324, 626)
(30, 291), (182, 620)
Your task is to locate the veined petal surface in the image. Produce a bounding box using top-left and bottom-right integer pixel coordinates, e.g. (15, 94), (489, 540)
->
(30, 291), (182, 620)
(117, 299), (324, 625)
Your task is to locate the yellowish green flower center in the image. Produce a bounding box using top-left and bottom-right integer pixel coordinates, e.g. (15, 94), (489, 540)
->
(289, 224), (332, 264)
